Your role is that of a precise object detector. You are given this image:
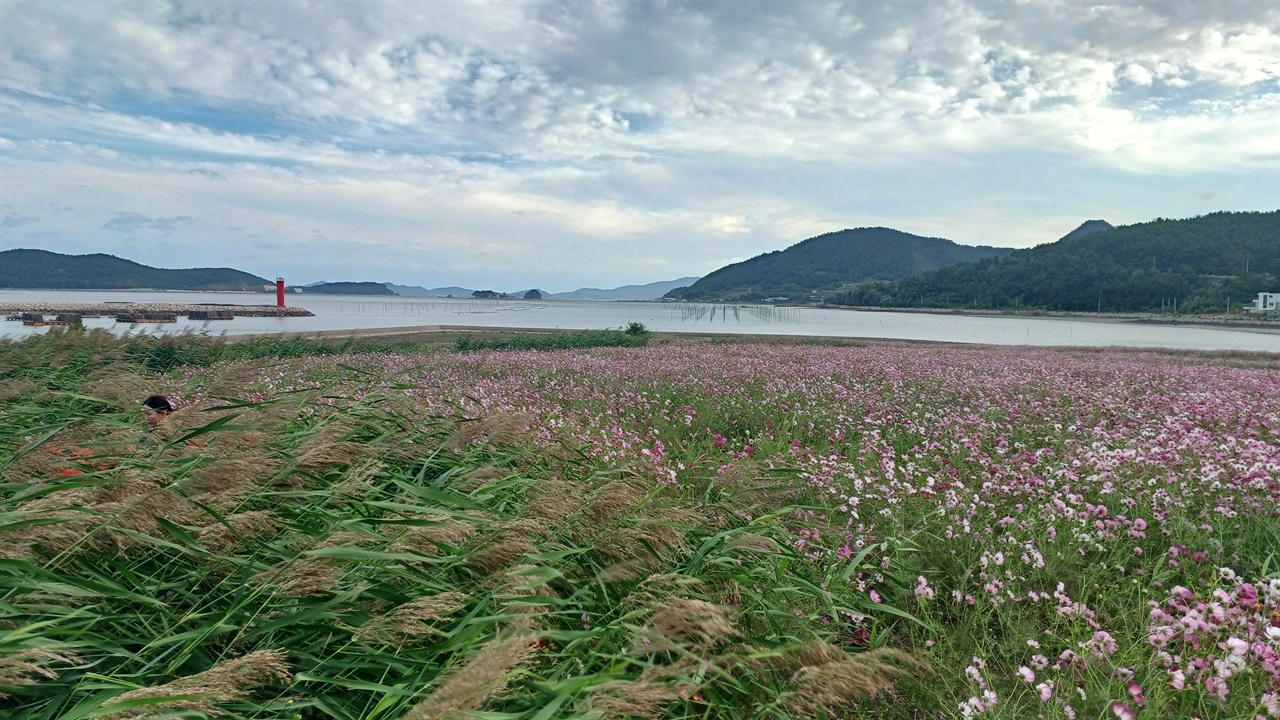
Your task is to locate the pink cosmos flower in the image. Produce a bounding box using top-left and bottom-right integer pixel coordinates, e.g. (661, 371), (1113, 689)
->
(915, 576), (935, 601)
(1127, 682), (1145, 707)
(1112, 702), (1135, 720)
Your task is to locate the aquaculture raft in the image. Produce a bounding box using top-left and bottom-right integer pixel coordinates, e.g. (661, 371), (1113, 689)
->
(187, 309), (235, 320)
(115, 312), (179, 323)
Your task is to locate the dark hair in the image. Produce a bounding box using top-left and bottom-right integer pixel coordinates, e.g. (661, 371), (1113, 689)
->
(142, 395), (173, 413)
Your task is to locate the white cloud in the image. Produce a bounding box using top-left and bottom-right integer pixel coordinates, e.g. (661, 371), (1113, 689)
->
(0, 0), (1276, 289)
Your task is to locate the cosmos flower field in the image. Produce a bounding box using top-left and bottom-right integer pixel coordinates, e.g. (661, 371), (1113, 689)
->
(2, 331), (1278, 719)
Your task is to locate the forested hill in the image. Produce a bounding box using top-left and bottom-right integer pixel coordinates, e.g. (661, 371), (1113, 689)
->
(665, 227), (1011, 301)
(303, 282), (397, 295)
(0, 249), (270, 291)
(829, 211), (1280, 313)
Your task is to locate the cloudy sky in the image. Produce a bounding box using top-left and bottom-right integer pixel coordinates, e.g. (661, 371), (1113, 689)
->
(1, 1), (1277, 291)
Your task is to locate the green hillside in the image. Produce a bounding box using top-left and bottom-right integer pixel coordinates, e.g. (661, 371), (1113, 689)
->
(0, 249), (271, 291)
(829, 211), (1279, 313)
(666, 227), (1011, 301)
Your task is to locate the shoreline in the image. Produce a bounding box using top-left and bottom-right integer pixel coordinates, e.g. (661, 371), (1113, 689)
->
(819, 304), (1278, 330)
(228, 324), (958, 345)
(0, 302), (314, 317)
(225, 324), (1280, 353)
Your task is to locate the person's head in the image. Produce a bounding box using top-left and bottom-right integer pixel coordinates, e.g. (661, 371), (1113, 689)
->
(142, 395), (173, 429)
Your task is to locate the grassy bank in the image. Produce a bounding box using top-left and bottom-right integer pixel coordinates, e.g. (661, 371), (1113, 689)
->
(2, 331), (1277, 719)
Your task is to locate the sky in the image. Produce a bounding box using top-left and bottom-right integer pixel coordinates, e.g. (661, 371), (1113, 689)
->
(1, 1), (1277, 292)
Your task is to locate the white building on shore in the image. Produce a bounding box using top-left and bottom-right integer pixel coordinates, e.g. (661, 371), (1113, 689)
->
(1245, 292), (1279, 313)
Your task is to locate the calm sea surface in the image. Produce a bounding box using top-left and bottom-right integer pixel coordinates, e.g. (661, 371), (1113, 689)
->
(2, 290), (1278, 352)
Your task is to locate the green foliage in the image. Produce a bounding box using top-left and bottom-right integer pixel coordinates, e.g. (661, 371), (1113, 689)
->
(0, 248), (270, 291)
(0, 328), (435, 384)
(453, 329), (649, 352)
(829, 211), (1280, 313)
(0, 335), (923, 720)
(666, 228), (1011, 301)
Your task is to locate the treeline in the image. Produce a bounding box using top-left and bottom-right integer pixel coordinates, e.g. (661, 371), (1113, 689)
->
(828, 211), (1279, 313)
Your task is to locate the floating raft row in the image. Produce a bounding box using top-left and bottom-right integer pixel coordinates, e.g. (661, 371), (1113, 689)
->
(0, 303), (314, 319)
(187, 309), (235, 320)
(115, 313), (179, 323)
(18, 313), (84, 326)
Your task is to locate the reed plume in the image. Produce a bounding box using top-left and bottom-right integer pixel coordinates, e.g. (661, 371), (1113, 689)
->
(782, 647), (932, 717)
(622, 573), (704, 609)
(4, 423), (95, 483)
(726, 533), (782, 554)
(639, 599), (738, 654)
(314, 530), (377, 549)
(445, 412), (536, 452)
(82, 367), (152, 407)
(194, 511), (279, 552)
(600, 560), (657, 583)
(327, 461), (384, 502)
(713, 462), (801, 509)
(588, 679), (681, 720)
(206, 359), (274, 398)
(6, 479), (202, 557)
(0, 647), (78, 699)
(401, 632), (539, 720)
(103, 649), (291, 718)
(585, 479), (650, 526)
(186, 456), (281, 495)
(390, 516), (476, 555)
(0, 378), (32, 401)
(296, 442), (370, 474)
(468, 536), (536, 575)
(521, 477), (582, 524)
(252, 556), (339, 596)
(452, 464), (512, 493)
(483, 412), (536, 447)
(355, 591), (469, 645)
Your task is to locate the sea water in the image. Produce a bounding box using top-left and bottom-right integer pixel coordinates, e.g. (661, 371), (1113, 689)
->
(2, 290), (1277, 352)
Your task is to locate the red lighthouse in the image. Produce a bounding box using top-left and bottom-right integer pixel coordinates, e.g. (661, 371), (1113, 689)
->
(276, 278), (286, 308)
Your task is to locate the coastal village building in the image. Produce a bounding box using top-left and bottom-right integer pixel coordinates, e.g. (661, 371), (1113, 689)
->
(1245, 292), (1279, 314)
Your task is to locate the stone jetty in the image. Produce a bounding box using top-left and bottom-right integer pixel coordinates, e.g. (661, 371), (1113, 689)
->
(0, 302), (314, 318)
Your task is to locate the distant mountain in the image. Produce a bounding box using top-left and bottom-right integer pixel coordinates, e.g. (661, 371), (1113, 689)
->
(384, 283), (475, 297)
(0, 249), (270, 291)
(829, 211), (1279, 313)
(303, 281), (397, 296)
(667, 228), (1011, 301)
(385, 278), (700, 301)
(548, 277), (701, 301)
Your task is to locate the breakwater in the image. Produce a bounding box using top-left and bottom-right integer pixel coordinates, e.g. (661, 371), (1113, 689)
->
(0, 302), (314, 317)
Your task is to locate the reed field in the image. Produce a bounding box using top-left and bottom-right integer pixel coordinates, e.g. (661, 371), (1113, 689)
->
(1, 328), (1278, 720)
